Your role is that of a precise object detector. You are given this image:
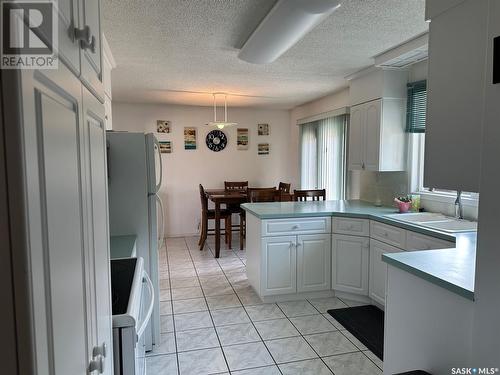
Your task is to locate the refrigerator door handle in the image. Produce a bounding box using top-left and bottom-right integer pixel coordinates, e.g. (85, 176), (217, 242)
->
(153, 137), (163, 193)
(137, 270), (155, 339)
(156, 194), (165, 250)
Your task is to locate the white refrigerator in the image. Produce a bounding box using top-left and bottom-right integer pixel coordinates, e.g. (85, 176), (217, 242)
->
(107, 132), (164, 351)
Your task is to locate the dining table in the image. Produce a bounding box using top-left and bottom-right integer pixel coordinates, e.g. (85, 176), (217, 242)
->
(204, 188), (293, 257)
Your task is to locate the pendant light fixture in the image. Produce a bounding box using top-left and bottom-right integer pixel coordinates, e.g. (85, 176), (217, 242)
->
(207, 93), (237, 129)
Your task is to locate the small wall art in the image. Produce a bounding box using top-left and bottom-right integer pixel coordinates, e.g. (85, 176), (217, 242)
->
(258, 123), (269, 136)
(258, 143), (269, 155)
(237, 128), (249, 150)
(184, 127), (197, 150)
(159, 141), (172, 153)
(157, 120), (171, 133)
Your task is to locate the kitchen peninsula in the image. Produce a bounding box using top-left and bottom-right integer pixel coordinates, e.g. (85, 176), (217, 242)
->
(241, 200), (475, 303)
(242, 200), (478, 374)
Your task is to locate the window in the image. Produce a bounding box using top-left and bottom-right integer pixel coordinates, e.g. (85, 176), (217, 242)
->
(407, 80), (479, 205)
(299, 115), (347, 200)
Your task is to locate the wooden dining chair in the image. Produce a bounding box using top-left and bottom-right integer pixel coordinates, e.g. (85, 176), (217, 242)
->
(224, 181), (248, 250)
(293, 189), (326, 201)
(248, 188), (277, 202)
(198, 184), (232, 250)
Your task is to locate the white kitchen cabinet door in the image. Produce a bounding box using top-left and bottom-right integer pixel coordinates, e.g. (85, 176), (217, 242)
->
(83, 87), (113, 375)
(261, 236), (297, 296)
(369, 239), (403, 306)
(24, 68), (90, 374)
(56, 0), (81, 75)
(79, 0), (104, 100)
(297, 234), (331, 293)
(363, 100), (382, 171)
(332, 234), (370, 296)
(425, 0), (488, 192)
(348, 98), (405, 172)
(348, 104), (365, 170)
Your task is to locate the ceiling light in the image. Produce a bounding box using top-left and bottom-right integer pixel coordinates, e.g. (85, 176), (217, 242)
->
(206, 93), (238, 129)
(238, 0), (342, 64)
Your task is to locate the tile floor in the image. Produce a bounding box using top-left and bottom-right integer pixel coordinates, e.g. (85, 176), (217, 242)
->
(146, 236), (383, 375)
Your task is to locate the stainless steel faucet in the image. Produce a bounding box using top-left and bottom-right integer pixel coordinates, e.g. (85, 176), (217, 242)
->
(455, 190), (464, 220)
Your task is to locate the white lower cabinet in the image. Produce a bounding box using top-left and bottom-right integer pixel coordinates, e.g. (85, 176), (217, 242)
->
(261, 236), (297, 296)
(332, 234), (370, 296)
(369, 239), (403, 306)
(261, 233), (331, 296)
(297, 234), (331, 293)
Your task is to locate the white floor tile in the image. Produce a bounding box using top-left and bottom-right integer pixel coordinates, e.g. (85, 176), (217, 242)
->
(223, 342), (274, 371)
(265, 336), (318, 364)
(178, 347), (228, 375)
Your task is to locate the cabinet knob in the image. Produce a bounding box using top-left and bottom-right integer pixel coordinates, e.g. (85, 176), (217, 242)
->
(292, 225), (299, 230)
(89, 356), (104, 374)
(74, 25), (96, 53)
(93, 342), (107, 358)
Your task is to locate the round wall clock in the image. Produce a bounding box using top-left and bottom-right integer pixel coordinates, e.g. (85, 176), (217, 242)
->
(205, 130), (227, 152)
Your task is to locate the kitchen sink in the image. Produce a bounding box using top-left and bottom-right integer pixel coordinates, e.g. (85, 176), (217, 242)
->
(385, 212), (447, 223)
(418, 219), (477, 233)
(385, 212), (477, 233)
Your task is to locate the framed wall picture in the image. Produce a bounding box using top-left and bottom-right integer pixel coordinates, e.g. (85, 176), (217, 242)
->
(184, 127), (197, 150)
(159, 141), (172, 153)
(237, 128), (249, 150)
(157, 120), (171, 133)
(258, 143), (269, 155)
(258, 123), (269, 136)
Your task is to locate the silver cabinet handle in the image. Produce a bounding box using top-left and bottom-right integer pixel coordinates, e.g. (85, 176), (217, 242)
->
(93, 343), (107, 358)
(74, 25), (96, 53)
(89, 356), (104, 373)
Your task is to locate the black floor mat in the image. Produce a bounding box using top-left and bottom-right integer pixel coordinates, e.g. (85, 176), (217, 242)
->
(327, 305), (384, 360)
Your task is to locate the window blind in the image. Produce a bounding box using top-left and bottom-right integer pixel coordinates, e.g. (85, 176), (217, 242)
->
(299, 115), (347, 200)
(406, 80), (427, 133)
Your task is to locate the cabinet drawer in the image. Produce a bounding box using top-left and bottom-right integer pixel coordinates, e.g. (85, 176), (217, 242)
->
(405, 231), (455, 251)
(370, 221), (406, 249)
(262, 217), (331, 236)
(332, 217), (369, 237)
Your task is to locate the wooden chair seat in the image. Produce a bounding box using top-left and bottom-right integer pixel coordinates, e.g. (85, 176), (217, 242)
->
(206, 209), (232, 219)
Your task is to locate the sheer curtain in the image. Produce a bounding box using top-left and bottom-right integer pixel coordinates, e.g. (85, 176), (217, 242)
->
(300, 115), (347, 200)
(300, 122), (318, 190)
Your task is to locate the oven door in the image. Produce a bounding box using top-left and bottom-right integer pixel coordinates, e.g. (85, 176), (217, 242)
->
(135, 270), (155, 375)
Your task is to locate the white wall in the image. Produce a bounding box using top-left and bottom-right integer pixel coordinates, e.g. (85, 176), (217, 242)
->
(112, 102), (291, 237)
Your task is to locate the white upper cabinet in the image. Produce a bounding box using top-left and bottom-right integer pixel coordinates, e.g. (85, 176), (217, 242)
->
(56, 0), (81, 75)
(348, 98), (406, 171)
(424, 0), (489, 192)
(78, 0), (104, 101)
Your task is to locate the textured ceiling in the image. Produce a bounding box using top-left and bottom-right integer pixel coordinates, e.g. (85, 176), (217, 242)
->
(102, 0), (428, 109)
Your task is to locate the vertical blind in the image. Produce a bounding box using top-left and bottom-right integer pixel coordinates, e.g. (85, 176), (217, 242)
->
(406, 80), (427, 133)
(300, 115), (347, 200)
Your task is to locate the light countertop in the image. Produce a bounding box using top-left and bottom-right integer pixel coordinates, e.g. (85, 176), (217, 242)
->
(241, 199), (477, 300)
(110, 235), (137, 259)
